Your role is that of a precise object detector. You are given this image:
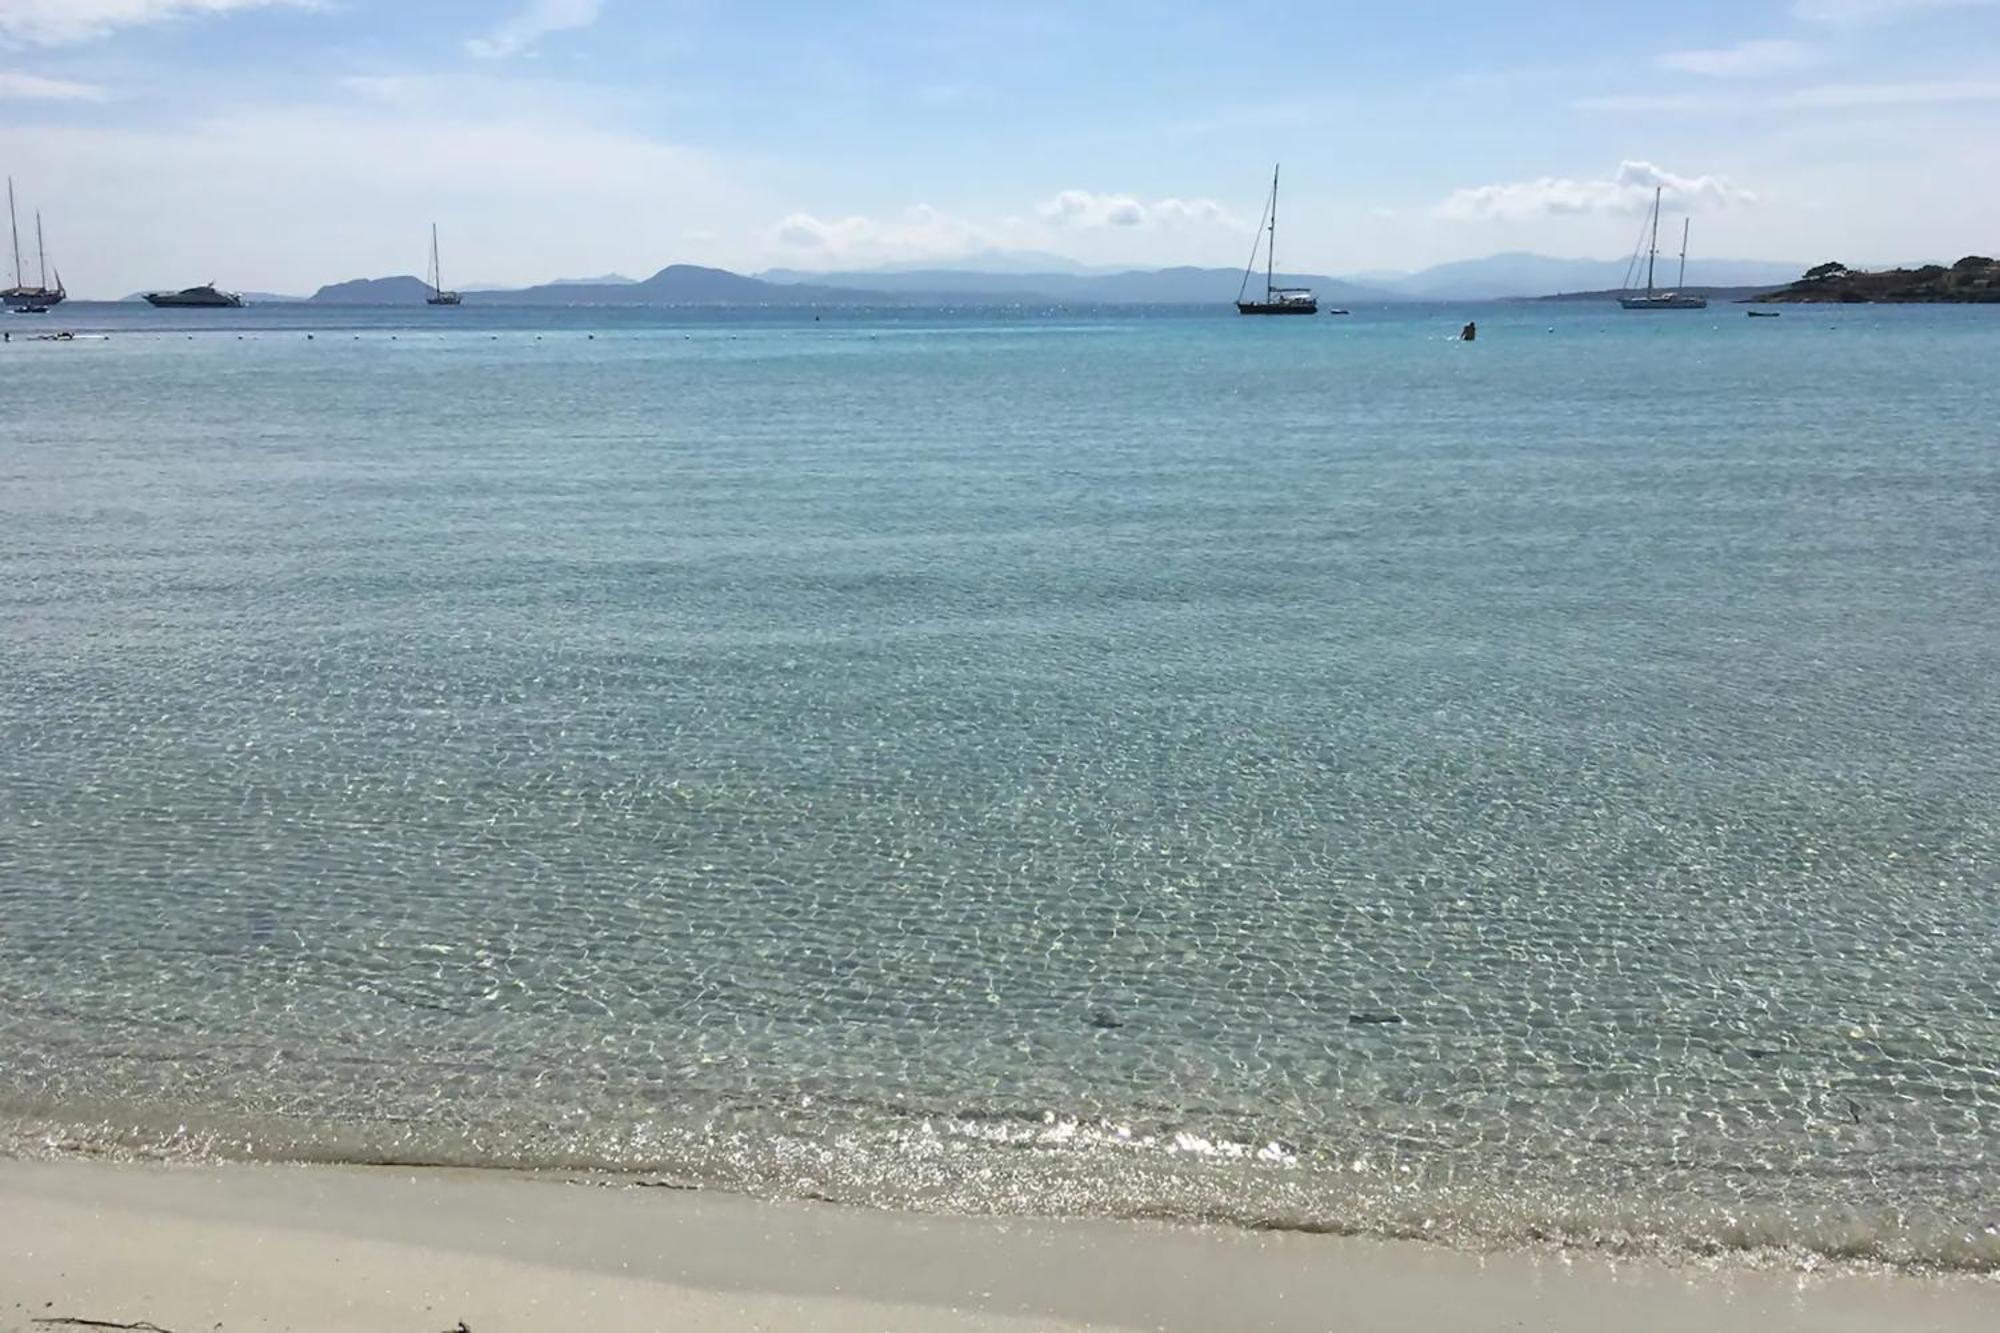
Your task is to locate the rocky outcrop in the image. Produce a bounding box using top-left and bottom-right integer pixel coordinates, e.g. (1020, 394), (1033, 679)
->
(1753, 257), (2000, 303)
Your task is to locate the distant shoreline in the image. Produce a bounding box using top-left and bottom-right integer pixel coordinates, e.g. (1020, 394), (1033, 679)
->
(1520, 285), (1771, 304)
(1751, 258), (2000, 304)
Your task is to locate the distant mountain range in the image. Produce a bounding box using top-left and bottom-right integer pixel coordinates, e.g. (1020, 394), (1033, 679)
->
(462, 273), (641, 291)
(1529, 285), (1775, 304)
(545, 273), (639, 287)
(844, 249), (1116, 276)
(303, 266), (896, 306)
(762, 251), (1808, 302)
(1357, 251), (1807, 301)
(758, 265), (1403, 305)
(174, 251), (1815, 307)
(309, 275), (436, 303)
(305, 264), (1401, 306)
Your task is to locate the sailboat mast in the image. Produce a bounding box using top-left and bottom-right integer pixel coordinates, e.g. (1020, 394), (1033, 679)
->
(1677, 217), (1689, 290)
(7, 178), (20, 290)
(1267, 165), (1279, 299)
(1646, 187), (1661, 297)
(430, 223), (440, 295)
(36, 211), (47, 290)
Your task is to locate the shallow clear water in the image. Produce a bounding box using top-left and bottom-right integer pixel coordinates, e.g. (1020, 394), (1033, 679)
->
(3, 301), (1998, 1270)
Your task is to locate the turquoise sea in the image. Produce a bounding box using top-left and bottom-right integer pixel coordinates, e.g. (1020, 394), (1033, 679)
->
(3, 300), (1997, 1271)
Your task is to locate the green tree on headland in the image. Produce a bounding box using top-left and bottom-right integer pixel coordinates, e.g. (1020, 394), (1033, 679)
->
(1803, 262), (1849, 283)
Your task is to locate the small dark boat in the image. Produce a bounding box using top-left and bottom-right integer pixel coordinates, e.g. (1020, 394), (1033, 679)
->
(1747, 310), (1781, 318)
(1326, 308), (1351, 316)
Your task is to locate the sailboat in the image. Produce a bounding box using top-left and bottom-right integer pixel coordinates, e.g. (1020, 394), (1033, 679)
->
(1620, 187), (1706, 310)
(1236, 165), (1317, 315)
(3, 178), (67, 312)
(426, 223), (462, 306)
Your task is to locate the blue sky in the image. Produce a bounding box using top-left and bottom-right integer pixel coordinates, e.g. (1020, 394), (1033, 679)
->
(1, 0), (1996, 295)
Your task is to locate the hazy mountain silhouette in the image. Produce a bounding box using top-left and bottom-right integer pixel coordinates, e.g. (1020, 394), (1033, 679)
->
(293, 253), (1817, 307)
(309, 275), (435, 303)
(770, 249), (1113, 278)
(768, 252), (1809, 302)
(303, 266), (899, 305)
(478, 265), (896, 305)
(760, 266), (1404, 304)
(1366, 252), (1806, 300)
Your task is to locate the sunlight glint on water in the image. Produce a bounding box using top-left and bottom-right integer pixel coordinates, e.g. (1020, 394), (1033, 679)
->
(2, 302), (1997, 1271)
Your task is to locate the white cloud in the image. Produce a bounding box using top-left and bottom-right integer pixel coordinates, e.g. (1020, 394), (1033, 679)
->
(1794, 0), (1993, 22)
(1433, 161), (1756, 222)
(0, 0), (312, 46)
(466, 0), (602, 60)
(772, 204), (996, 264)
(1778, 79), (2000, 106)
(768, 192), (1245, 268)
(1036, 190), (1237, 229)
(1658, 39), (1820, 78)
(0, 70), (107, 99)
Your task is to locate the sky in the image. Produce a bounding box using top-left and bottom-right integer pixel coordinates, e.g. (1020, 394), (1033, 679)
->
(1, 0), (1996, 296)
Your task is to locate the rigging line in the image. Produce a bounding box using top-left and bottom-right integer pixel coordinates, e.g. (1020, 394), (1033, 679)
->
(1620, 208), (1652, 293)
(1237, 176), (1274, 303)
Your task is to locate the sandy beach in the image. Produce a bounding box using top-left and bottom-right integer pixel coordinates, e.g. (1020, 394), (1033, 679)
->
(0, 1158), (1992, 1333)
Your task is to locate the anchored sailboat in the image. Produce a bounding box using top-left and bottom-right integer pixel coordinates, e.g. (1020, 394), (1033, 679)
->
(3, 178), (67, 312)
(1620, 187), (1706, 310)
(426, 224), (461, 306)
(1236, 165), (1317, 315)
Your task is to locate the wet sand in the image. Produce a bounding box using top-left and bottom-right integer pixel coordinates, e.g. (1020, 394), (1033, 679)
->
(1, 1158), (1994, 1332)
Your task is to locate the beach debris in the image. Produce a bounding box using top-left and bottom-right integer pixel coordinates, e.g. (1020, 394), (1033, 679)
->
(33, 1319), (179, 1332)
(1348, 1012), (1404, 1026)
(1088, 1009), (1124, 1030)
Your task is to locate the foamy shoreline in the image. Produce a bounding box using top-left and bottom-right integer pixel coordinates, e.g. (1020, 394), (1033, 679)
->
(2, 1158), (1993, 1333)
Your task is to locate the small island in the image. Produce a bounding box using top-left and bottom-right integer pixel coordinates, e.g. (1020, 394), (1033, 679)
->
(1752, 256), (2000, 303)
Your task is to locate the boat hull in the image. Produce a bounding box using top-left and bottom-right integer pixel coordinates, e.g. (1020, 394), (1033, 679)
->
(1237, 301), (1319, 315)
(427, 294), (462, 306)
(2, 288), (64, 310)
(144, 292), (244, 308)
(1619, 295), (1708, 310)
